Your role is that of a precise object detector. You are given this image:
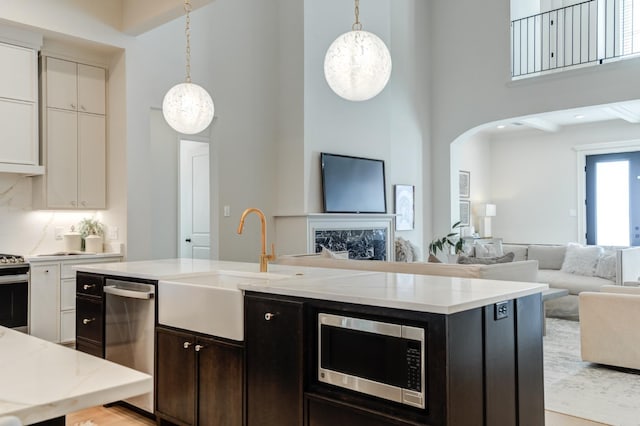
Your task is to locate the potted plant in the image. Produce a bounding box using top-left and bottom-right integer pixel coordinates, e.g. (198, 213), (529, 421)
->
(428, 221), (466, 262)
(79, 218), (105, 253)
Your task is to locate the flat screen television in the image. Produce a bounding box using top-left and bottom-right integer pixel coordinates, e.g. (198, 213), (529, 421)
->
(321, 153), (386, 213)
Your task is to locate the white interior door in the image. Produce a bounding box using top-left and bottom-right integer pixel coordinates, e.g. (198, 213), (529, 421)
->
(180, 140), (210, 259)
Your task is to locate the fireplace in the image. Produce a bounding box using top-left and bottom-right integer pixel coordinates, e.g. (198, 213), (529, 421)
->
(274, 214), (395, 261)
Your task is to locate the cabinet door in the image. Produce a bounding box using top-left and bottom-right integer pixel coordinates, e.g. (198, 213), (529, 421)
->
(78, 113), (106, 208)
(77, 64), (105, 115)
(246, 295), (304, 426)
(156, 327), (197, 425)
(0, 42), (36, 102)
(198, 337), (243, 426)
(46, 108), (78, 208)
(30, 264), (60, 342)
(0, 98), (37, 165)
(46, 57), (77, 111)
(60, 310), (76, 343)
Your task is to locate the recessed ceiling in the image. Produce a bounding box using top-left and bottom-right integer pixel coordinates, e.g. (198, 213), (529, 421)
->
(481, 99), (640, 136)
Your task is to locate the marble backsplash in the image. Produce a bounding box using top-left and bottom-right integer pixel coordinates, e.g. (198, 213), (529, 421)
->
(0, 174), (120, 256)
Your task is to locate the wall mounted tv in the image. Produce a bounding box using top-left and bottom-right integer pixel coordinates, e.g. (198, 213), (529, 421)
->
(321, 152), (387, 214)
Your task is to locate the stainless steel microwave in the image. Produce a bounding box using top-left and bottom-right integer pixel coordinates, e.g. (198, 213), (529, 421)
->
(318, 313), (425, 409)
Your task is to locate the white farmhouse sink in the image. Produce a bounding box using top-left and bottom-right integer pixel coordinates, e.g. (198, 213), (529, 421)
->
(158, 271), (289, 341)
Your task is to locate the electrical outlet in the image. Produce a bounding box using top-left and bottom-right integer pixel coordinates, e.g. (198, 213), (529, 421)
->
(224, 205), (230, 217)
(54, 227), (64, 240)
(495, 301), (509, 320)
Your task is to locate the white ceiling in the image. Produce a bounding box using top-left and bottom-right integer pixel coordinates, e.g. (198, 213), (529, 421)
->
(480, 99), (640, 136)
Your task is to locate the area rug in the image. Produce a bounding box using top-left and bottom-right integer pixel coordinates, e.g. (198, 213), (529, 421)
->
(544, 318), (640, 425)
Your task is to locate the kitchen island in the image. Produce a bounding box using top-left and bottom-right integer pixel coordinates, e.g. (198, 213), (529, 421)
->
(0, 326), (151, 425)
(74, 258), (548, 426)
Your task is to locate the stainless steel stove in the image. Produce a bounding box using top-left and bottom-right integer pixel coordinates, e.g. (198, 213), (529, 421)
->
(0, 254), (29, 333)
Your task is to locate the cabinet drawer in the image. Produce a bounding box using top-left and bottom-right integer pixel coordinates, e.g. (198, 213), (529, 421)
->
(76, 297), (103, 343)
(76, 337), (103, 358)
(76, 272), (104, 297)
(307, 396), (413, 426)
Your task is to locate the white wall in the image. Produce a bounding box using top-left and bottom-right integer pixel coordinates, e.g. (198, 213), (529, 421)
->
(457, 132), (492, 232)
(431, 0), (640, 246)
(489, 120), (640, 243)
(125, 0), (279, 261)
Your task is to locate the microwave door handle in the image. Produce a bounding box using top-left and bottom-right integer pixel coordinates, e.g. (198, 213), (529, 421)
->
(104, 285), (155, 300)
(0, 274), (29, 284)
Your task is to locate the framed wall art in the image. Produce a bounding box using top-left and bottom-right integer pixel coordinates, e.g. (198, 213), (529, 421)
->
(394, 184), (415, 231)
(459, 200), (470, 226)
(459, 170), (470, 198)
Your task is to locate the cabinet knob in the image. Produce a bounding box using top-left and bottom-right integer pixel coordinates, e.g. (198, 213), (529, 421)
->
(82, 318), (95, 325)
(183, 342), (192, 349)
(44, 269), (49, 273)
(264, 312), (276, 321)
(83, 284), (95, 290)
(195, 344), (205, 352)
(81, 201), (87, 207)
(70, 201), (77, 207)
(80, 105), (86, 111)
(71, 103), (76, 109)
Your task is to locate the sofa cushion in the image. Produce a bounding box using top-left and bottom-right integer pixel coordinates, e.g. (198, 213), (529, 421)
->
(527, 245), (566, 270)
(538, 270), (610, 295)
(458, 252), (515, 265)
(561, 244), (602, 276)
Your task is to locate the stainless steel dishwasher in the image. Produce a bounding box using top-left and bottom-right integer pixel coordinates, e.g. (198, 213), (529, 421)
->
(104, 278), (155, 414)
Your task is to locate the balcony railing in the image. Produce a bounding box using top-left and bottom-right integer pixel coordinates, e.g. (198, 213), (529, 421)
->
(511, 0), (640, 78)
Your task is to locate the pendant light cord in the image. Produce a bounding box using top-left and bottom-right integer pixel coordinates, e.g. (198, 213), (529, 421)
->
(184, 0), (192, 83)
(352, 0), (363, 31)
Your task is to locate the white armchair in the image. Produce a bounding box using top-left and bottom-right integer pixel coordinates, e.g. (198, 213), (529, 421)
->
(580, 285), (640, 370)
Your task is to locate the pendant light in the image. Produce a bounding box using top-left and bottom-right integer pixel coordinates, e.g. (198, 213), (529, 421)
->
(162, 0), (214, 135)
(324, 0), (392, 102)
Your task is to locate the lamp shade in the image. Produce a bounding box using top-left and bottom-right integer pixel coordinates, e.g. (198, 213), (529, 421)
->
(484, 204), (497, 217)
(162, 82), (214, 135)
(324, 30), (392, 102)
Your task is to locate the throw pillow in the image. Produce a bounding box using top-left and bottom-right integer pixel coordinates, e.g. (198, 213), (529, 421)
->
(595, 252), (617, 281)
(475, 240), (504, 258)
(395, 237), (419, 262)
(560, 244), (603, 276)
(527, 245), (567, 270)
(457, 252), (515, 265)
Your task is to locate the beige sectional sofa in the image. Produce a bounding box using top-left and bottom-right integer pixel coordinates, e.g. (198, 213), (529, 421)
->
(502, 243), (640, 320)
(276, 253), (540, 283)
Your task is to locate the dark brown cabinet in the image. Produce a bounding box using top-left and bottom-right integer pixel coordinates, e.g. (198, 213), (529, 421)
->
(245, 294), (304, 426)
(155, 327), (243, 426)
(75, 272), (105, 357)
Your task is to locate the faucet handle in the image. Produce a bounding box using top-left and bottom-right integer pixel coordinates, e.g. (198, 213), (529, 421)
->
(268, 243), (276, 260)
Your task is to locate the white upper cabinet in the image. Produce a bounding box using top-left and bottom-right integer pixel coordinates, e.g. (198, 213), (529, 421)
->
(0, 42), (41, 171)
(46, 58), (105, 115)
(33, 55), (107, 209)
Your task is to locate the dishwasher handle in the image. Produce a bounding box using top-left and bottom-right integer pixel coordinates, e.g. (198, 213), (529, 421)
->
(104, 284), (155, 300)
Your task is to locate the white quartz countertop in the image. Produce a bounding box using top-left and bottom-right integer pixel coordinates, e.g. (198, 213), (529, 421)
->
(0, 327), (152, 425)
(76, 258), (547, 314)
(26, 252), (123, 262)
(238, 272), (549, 314)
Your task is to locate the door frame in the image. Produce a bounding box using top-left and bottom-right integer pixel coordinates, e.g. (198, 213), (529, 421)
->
(575, 139), (640, 245)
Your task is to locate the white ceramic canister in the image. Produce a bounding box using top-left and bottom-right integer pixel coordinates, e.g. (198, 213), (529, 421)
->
(63, 231), (82, 252)
(84, 235), (103, 253)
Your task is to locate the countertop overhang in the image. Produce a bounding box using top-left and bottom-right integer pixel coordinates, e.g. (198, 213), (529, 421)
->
(0, 327), (152, 424)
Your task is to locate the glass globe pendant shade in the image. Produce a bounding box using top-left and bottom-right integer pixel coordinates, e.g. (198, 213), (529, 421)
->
(324, 30), (392, 102)
(162, 82), (214, 135)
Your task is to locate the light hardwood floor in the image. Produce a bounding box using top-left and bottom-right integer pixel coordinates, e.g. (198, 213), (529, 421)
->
(67, 406), (610, 425)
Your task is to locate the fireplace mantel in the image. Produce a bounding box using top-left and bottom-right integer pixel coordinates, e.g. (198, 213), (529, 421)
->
(274, 213), (395, 261)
